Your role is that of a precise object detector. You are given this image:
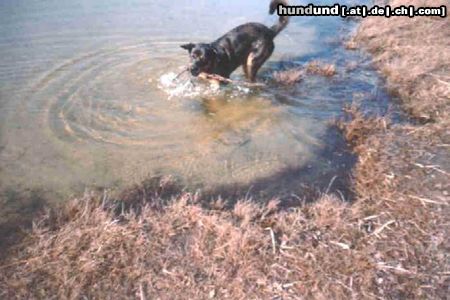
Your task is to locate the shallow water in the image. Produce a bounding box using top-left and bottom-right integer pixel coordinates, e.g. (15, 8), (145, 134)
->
(0, 0), (391, 202)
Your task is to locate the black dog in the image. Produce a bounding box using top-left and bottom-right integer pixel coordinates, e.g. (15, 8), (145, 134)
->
(180, 0), (289, 82)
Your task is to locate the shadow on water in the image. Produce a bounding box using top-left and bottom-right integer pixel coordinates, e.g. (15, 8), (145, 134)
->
(1, 123), (354, 252)
(115, 123), (356, 214)
(0, 188), (46, 255)
(199, 124), (356, 207)
(0, 0), (396, 250)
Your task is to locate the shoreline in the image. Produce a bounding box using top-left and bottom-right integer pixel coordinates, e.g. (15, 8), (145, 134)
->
(1, 1), (449, 298)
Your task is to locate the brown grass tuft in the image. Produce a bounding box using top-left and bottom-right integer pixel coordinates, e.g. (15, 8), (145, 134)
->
(345, 40), (358, 50)
(305, 61), (337, 77)
(273, 68), (304, 85)
(337, 105), (389, 147)
(272, 61), (337, 85)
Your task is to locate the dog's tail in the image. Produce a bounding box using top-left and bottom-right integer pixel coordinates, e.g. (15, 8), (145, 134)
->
(269, 0), (289, 36)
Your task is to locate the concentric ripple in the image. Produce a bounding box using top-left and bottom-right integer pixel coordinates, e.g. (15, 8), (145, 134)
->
(29, 43), (188, 146)
(0, 39), (327, 196)
(0, 0), (391, 201)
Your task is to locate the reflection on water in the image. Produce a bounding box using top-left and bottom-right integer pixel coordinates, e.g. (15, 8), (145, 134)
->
(0, 0), (390, 203)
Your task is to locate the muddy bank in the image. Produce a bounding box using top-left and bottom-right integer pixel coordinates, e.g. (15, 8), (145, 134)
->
(1, 1), (449, 299)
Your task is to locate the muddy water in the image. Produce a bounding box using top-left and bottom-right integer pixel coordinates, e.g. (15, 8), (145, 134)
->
(0, 0), (391, 203)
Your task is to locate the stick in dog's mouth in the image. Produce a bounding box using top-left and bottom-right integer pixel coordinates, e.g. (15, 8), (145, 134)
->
(199, 72), (265, 88)
(174, 67), (189, 81)
(179, 1), (290, 82)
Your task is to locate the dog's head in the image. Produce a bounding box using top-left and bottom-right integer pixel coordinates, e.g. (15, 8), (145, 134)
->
(180, 43), (217, 76)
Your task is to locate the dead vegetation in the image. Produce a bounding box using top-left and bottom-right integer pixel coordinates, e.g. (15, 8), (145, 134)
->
(0, 114), (448, 298)
(305, 61), (337, 77)
(0, 189), (46, 257)
(337, 105), (389, 147)
(352, 0), (450, 122)
(273, 68), (303, 85)
(1, 105), (448, 298)
(273, 61), (336, 85)
(0, 0), (449, 299)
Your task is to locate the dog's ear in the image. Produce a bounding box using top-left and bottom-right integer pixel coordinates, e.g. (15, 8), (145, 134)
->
(180, 43), (195, 52)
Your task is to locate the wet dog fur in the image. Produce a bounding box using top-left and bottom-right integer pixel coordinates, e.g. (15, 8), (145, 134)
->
(180, 0), (289, 82)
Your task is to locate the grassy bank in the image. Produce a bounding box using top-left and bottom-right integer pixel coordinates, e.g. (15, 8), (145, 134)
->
(1, 0), (449, 298)
(353, 0), (449, 123)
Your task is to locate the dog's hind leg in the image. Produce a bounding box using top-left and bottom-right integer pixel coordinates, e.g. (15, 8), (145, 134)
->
(243, 52), (255, 81)
(246, 40), (275, 82)
(242, 62), (250, 80)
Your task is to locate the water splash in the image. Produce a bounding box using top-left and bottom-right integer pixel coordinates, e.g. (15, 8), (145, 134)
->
(157, 71), (220, 99)
(0, 0), (392, 202)
(157, 70), (254, 99)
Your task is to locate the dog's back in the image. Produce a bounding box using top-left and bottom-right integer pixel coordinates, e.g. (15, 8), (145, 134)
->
(181, 0), (290, 82)
(214, 0), (289, 46)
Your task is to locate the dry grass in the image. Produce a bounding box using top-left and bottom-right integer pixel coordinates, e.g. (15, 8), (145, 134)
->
(273, 68), (303, 85)
(337, 105), (389, 147)
(353, 0), (450, 122)
(0, 192), (353, 299)
(1, 107), (448, 298)
(0, 1), (449, 299)
(305, 61), (337, 77)
(0, 120), (448, 298)
(0, 189), (45, 257)
(273, 61), (336, 85)
(341, 111), (449, 300)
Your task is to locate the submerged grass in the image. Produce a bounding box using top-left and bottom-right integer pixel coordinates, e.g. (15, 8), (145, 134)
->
(272, 61), (337, 85)
(1, 0), (449, 298)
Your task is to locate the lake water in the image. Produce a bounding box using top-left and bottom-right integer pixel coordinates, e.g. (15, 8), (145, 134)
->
(0, 0), (392, 204)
